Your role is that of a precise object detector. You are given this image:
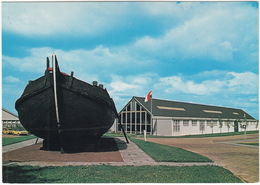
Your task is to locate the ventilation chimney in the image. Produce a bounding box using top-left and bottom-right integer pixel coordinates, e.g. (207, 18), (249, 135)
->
(99, 84), (104, 89)
(93, 81), (98, 86)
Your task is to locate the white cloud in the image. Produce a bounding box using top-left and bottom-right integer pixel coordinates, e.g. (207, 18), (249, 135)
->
(3, 2), (258, 70)
(2, 46), (151, 82)
(156, 71), (258, 96)
(133, 2), (258, 62)
(106, 70), (258, 114)
(227, 72), (258, 94)
(109, 77), (139, 93)
(157, 76), (225, 95)
(2, 47), (59, 73)
(4, 76), (20, 83)
(105, 73), (158, 110)
(2, 2), (129, 36)
(107, 74), (156, 95)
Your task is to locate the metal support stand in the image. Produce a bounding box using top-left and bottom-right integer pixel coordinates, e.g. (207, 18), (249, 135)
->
(35, 137), (39, 145)
(119, 122), (129, 143)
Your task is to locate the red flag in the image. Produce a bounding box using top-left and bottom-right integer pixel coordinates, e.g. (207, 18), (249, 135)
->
(144, 90), (152, 102)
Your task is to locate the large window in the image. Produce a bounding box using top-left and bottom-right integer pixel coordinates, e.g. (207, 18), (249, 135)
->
(118, 100), (152, 134)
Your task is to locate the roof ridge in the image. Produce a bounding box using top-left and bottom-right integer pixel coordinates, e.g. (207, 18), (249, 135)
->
(133, 96), (242, 110)
(2, 108), (18, 117)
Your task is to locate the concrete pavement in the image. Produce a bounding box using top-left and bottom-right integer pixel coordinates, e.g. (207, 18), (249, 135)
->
(2, 138), (43, 153)
(3, 137), (216, 167)
(147, 133), (259, 183)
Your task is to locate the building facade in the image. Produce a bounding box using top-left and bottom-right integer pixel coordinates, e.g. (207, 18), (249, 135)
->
(111, 97), (258, 136)
(2, 108), (21, 128)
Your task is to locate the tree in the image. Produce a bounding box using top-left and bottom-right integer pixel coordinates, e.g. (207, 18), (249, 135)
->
(210, 119), (214, 134)
(218, 117), (223, 133)
(226, 119), (231, 133)
(243, 114), (248, 129)
(238, 119), (243, 129)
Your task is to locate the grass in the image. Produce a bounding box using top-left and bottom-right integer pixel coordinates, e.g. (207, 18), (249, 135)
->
(149, 130), (259, 138)
(2, 165), (242, 183)
(104, 132), (125, 137)
(237, 142), (259, 146)
(130, 137), (212, 162)
(2, 135), (37, 146)
(106, 130), (258, 139)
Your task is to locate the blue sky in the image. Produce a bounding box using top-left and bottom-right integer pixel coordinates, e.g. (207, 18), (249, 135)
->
(2, 1), (259, 119)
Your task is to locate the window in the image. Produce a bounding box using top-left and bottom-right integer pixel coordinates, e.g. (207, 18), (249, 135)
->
(192, 120), (197, 126)
(224, 121), (228, 126)
(207, 120), (212, 126)
(136, 104), (141, 111)
(127, 113), (131, 123)
(183, 120), (189, 126)
(203, 110), (222, 114)
(131, 113), (136, 123)
(141, 112), (146, 123)
(131, 101), (136, 111)
(157, 106), (185, 111)
(147, 114), (151, 124)
(122, 113), (126, 123)
(173, 120), (180, 132)
(136, 112), (140, 123)
(199, 121), (205, 131)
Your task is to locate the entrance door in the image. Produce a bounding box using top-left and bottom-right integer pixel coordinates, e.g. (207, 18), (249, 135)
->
(234, 121), (239, 132)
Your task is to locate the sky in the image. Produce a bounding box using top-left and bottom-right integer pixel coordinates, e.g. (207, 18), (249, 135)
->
(2, 1), (259, 119)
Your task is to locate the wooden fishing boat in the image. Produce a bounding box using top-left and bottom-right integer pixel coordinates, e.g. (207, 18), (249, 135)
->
(15, 54), (118, 152)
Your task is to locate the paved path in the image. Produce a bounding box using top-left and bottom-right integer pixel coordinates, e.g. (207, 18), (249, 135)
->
(147, 133), (259, 183)
(2, 138), (43, 153)
(3, 137), (215, 167)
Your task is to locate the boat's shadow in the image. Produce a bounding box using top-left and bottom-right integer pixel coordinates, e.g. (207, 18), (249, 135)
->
(95, 136), (128, 152)
(55, 136), (128, 153)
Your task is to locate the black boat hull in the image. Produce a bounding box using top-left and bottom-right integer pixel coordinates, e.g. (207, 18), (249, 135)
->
(15, 55), (117, 152)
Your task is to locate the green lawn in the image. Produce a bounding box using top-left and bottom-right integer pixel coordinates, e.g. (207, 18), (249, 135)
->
(2, 135), (37, 146)
(107, 130), (258, 139)
(104, 132), (125, 137)
(3, 165), (242, 183)
(149, 130), (259, 138)
(130, 137), (212, 162)
(237, 142), (259, 146)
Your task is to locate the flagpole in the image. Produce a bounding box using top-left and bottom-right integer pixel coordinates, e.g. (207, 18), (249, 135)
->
(151, 90), (153, 135)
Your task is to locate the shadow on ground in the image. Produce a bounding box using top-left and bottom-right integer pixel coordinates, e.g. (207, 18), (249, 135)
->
(3, 165), (60, 183)
(3, 137), (127, 163)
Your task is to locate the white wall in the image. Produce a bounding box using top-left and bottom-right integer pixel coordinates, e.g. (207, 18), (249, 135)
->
(154, 118), (258, 136)
(153, 119), (172, 136)
(2, 109), (19, 121)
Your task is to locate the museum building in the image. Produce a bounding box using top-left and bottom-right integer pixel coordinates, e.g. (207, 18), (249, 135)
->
(111, 96), (258, 136)
(2, 108), (21, 128)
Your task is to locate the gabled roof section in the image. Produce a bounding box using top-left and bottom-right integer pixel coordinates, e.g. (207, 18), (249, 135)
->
(2, 108), (19, 120)
(133, 96), (255, 120)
